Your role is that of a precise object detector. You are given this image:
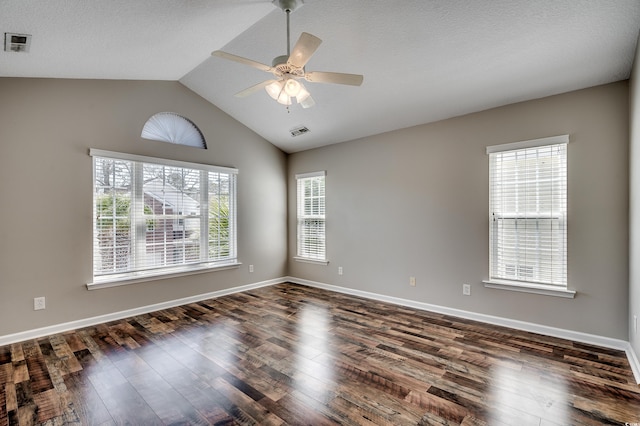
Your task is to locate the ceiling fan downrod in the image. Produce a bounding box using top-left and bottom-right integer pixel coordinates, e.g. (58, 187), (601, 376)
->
(286, 9), (291, 56)
(273, 0), (303, 56)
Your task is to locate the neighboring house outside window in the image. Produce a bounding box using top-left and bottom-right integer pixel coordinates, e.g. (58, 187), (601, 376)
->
(295, 171), (327, 263)
(90, 149), (237, 285)
(484, 135), (573, 297)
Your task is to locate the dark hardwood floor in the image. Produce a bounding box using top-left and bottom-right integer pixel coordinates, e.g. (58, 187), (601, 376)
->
(1, 282), (639, 425)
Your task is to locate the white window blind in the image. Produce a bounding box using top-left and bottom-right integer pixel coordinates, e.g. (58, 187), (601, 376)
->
(487, 136), (568, 287)
(296, 171), (326, 261)
(91, 149), (237, 281)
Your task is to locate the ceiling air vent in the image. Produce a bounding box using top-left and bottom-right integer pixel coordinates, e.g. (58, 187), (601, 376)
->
(4, 33), (32, 53)
(290, 126), (310, 137)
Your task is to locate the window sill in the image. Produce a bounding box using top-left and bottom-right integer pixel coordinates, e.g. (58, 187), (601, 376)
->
(87, 262), (242, 290)
(483, 279), (576, 298)
(293, 257), (329, 266)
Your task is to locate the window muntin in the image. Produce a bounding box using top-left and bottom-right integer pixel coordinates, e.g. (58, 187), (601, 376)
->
(92, 151), (237, 281)
(488, 138), (567, 287)
(296, 172), (326, 261)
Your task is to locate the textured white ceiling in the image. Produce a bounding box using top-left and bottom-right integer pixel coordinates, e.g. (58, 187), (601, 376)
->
(2, 0), (639, 153)
(0, 0), (274, 80)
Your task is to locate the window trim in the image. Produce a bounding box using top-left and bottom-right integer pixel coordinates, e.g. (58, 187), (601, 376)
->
(486, 135), (569, 154)
(482, 279), (576, 298)
(88, 149), (238, 288)
(484, 135), (575, 298)
(295, 171), (327, 263)
(89, 149), (237, 175)
(87, 262), (242, 290)
(293, 256), (329, 266)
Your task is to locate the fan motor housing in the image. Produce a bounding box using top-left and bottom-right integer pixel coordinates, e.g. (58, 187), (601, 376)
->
(273, 0), (303, 13)
(272, 55), (304, 77)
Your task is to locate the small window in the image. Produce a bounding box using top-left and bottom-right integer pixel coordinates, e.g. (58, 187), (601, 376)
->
(295, 171), (326, 262)
(141, 112), (207, 149)
(91, 149), (237, 284)
(486, 136), (568, 289)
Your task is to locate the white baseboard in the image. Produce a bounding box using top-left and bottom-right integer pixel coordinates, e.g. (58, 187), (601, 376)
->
(286, 276), (640, 384)
(624, 342), (640, 384)
(0, 277), (285, 347)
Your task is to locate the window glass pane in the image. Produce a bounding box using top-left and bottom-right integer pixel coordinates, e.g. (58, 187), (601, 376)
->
(94, 158), (133, 275)
(144, 217), (201, 267)
(209, 172), (232, 260)
(93, 154), (237, 280)
(140, 164), (202, 270)
(297, 174), (326, 260)
(489, 143), (566, 286)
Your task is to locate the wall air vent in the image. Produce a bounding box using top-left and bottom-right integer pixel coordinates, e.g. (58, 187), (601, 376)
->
(4, 33), (32, 53)
(290, 126), (310, 137)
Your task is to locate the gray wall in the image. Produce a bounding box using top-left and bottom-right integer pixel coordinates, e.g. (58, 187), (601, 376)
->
(0, 77), (631, 342)
(630, 34), (640, 353)
(288, 82), (629, 340)
(0, 78), (288, 336)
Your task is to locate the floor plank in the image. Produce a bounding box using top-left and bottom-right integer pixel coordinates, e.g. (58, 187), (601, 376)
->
(0, 282), (639, 425)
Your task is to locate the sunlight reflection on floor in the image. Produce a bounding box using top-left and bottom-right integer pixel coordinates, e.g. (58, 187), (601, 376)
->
(489, 364), (569, 425)
(294, 303), (335, 399)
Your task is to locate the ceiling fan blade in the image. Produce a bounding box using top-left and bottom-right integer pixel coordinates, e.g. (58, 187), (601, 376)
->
(287, 32), (322, 69)
(212, 50), (272, 72)
(305, 71), (363, 86)
(234, 79), (278, 98)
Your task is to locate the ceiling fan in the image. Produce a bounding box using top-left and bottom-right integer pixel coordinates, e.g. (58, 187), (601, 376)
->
(211, 0), (363, 109)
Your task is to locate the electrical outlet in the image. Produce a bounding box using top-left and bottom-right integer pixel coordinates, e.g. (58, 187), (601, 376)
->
(409, 276), (416, 287)
(462, 284), (471, 296)
(338, 266), (343, 276)
(249, 264), (254, 273)
(34, 297), (46, 311)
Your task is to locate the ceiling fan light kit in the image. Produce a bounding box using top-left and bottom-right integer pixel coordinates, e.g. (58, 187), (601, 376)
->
(266, 77), (315, 108)
(266, 80), (292, 105)
(211, 0), (363, 109)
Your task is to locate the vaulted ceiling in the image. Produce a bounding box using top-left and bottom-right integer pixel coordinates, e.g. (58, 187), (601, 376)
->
(2, 0), (639, 153)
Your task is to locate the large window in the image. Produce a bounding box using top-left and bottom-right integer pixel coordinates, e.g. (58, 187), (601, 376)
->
(296, 171), (326, 262)
(91, 149), (237, 283)
(486, 136), (568, 290)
